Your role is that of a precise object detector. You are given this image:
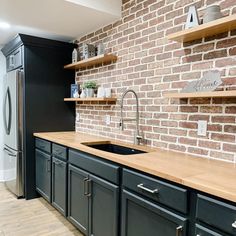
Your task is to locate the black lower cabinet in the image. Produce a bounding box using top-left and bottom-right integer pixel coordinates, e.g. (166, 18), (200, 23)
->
(89, 174), (119, 236)
(195, 224), (224, 236)
(52, 157), (67, 216)
(35, 140), (236, 236)
(121, 190), (187, 236)
(35, 149), (51, 202)
(68, 164), (89, 235)
(67, 164), (119, 236)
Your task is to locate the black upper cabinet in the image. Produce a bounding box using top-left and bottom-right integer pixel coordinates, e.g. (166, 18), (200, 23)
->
(2, 34), (75, 199)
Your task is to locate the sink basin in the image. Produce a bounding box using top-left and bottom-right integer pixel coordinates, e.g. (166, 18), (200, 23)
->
(83, 142), (147, 155)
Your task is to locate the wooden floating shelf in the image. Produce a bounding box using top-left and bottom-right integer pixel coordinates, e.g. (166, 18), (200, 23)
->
(64, 97), (117, 102)
(64, 54), (117, 70)
(164, 90), (236, 99)
(167, 14), (236, 43)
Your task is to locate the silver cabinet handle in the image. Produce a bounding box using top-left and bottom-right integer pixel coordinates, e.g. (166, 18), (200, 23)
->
(176, 226), (183, 236)
(232, 221), (236, 228)
(9, 55), (15, 67)
(83, 177), (89, 196)
(137, 183), (158, 194)
(86, 179), (92, 197)
(47, 159), (51, 172)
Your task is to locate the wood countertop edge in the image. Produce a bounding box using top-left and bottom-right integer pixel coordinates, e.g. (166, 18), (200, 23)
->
(34, 132), (236, 203)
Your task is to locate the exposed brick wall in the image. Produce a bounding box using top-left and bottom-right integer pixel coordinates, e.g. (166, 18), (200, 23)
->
(75, 0), (236, 163)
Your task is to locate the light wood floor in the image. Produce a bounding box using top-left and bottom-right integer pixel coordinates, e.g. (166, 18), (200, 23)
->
(0, 183), (83, 236)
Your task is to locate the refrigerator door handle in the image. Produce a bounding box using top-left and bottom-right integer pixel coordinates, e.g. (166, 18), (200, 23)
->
(3, 87), (12, 135)
(3, 147), (17, 157)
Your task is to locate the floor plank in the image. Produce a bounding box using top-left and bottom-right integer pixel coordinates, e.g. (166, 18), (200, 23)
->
(0, 183), (83, 236)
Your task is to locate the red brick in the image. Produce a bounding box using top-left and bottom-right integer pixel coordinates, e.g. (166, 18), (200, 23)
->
(180, 106), (198, 113)
(200, 106), (222, 113)
(212, 116), (235, 123)
(223, 143), (236, 152)
(204, 50), (227, 60)
(193, 43), (214, 53)
(179, 122), (197, 129)
(199, 140), (221, 150)
(188, 147), (208, 156)
(212, 133), (235, 143)
(225, 106), (236, 114)
(179, 137), (197, 146)
(224, 125), (236, 133)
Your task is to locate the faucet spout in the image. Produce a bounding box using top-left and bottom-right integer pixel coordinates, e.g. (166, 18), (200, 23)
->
(120, 89), (143, 145)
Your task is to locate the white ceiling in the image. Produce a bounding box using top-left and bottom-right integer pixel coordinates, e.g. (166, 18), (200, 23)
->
(0, 0), (121, 46)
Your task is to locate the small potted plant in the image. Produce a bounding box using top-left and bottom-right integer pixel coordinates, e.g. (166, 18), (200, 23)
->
(83, 81), (97, 98)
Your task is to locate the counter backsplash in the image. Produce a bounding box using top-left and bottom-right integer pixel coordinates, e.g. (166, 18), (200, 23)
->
(75, 0), (236, 163)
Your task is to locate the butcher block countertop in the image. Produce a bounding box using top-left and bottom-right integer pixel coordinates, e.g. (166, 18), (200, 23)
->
(34, 131), (236, 203)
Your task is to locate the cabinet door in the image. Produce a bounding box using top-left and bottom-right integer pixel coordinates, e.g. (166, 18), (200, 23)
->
(68, 164), (89, 235)
(89, 174), (119, 236)
(121, 190), (187, 236)
(52, 157), (67, 216)
(35, 149), (51, 202)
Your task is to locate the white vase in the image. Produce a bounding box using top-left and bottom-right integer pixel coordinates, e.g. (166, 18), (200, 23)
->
(80, 89), (86, 98)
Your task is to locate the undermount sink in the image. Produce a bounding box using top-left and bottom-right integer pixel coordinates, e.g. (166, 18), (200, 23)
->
(82, 142), (147, 155)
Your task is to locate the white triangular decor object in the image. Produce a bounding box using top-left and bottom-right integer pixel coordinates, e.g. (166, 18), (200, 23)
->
(185, 6), (200, 29)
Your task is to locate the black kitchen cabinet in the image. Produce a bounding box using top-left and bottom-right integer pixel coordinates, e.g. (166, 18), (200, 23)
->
(68, 164), (89, 235)
(68, 149), (120, 236)
(67, 166), (120, 236)
(121, 189), (187, 236)
(35, 148), (51, 202)
(2, 34), (75, 199)
(89, 174), (119, 236)
(35, 139), (236, 236)
(52, 157), (67, 216)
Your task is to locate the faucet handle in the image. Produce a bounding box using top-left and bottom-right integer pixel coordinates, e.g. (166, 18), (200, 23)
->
(135, 132), (145, 145)
(119, 119), (124, 131)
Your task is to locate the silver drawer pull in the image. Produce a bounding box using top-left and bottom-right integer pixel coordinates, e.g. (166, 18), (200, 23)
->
(232, 221), (236, 228)
(137, 183), (158, 194)
(176, 226), (183, 236)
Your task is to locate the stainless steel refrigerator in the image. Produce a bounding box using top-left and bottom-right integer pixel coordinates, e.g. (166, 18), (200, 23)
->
(3, 69), (24, 197)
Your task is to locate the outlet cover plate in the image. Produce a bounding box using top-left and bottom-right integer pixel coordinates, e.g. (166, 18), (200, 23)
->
(198, 120), (207, 136)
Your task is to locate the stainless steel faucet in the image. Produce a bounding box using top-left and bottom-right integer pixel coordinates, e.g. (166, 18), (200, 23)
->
(120, 89), (143, 145)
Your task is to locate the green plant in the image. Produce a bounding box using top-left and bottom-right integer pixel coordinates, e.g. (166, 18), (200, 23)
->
(83, 81), (97, 89)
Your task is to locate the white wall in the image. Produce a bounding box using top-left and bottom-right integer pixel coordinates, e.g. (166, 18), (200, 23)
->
(0, 50), (6, 181)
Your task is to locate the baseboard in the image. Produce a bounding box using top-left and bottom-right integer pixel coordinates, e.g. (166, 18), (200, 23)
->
(0, 170), (4, 182)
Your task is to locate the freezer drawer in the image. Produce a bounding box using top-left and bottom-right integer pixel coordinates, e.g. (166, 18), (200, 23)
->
(3, 146), (24, 197)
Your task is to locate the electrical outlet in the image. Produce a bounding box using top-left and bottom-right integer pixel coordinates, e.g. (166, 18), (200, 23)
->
(76, 113), (80, 122)
(197, 120), (207, 136)
(105, 115), (111, 125)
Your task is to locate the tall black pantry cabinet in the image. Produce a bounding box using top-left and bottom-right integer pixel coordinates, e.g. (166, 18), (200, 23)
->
(1, 34), (75, 199)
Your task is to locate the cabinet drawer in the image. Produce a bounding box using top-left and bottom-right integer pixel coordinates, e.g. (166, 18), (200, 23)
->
(52, 143), (67, 160)
(123, 169), (188, 214)
(196, 194), (236, 235)
(35, 138), (51, 153)
(69, 149), (120, 185)
(195, 224), (223, 236)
